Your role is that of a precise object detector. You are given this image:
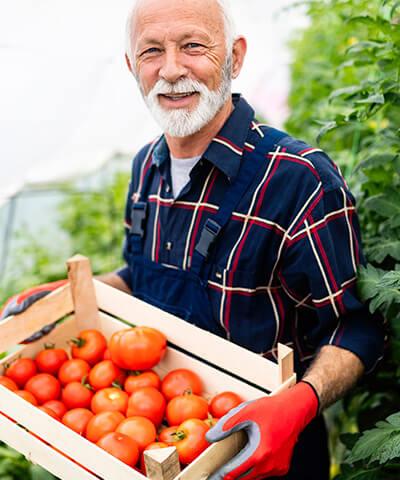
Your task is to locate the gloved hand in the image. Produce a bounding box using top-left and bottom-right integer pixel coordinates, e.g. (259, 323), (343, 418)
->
(206, 381), (319, 480)
(0, 280), (67, 343)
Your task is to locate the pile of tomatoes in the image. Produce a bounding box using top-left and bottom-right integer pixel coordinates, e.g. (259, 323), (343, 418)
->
(0, 326), (244, 474)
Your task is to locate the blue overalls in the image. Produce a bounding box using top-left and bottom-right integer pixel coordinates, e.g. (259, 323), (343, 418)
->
(126, 127), (330, 480)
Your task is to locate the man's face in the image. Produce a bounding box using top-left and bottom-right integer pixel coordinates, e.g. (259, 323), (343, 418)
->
(128, 0), (232, 137)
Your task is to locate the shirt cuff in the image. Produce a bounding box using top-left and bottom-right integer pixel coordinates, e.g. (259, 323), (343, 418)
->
(115, 266), (132, 291)
(318, 308), (385, 373)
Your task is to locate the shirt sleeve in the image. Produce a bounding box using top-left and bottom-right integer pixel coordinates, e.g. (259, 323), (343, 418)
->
(279, 185), (384, 373)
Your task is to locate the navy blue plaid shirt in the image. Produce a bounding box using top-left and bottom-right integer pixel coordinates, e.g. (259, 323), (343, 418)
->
(118, 94), (384, 374)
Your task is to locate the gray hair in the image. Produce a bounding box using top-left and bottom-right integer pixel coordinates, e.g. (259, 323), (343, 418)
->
(125, 0), (237, 66)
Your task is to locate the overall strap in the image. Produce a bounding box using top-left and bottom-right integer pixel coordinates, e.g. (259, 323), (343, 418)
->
(129, 138), (160, 256)
(190, 127), (289, 277)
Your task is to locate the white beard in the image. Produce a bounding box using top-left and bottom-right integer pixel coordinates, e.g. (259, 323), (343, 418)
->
(141, 58), (232, 138)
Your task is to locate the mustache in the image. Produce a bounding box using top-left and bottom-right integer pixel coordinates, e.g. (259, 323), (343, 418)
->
(148, 78), (204, 97)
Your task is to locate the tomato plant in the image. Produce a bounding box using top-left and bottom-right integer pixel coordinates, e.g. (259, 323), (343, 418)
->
(109, 327), (166, 370)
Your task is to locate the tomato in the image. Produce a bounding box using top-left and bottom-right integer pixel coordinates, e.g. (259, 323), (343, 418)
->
(62, 382), (93, 410)
(126, 387), (166, 426)
(116, 416), (157, 452)
(38, 406), (60, 420)
(163, 418), (210, 465)
(88, 360), (125, 390)
(141, 442), (169, 473)
(109, 327), (166, 370)
(35, 347), (68, 375)
(58, 359), (90, 385)
(91, 387), (129, 415)
(86, 411), (125, 443)
(25, 374), (61, 404)
(70, 329), (107, 366)
(15, 390), (38, 405)
(0, 376), (18, 392)
(161, 369), (203, 401)
(62, 408), (94, 435)
(166, 393), (208, 426)
(5, 358), (37, 388)
(103, 349), (111, 360)
(209, 392), (244, 418)
(159, 426), (179, 443)
(124, 371), (161, 394)
(97, 432), (139, 467)
(43, 400), (67, 418)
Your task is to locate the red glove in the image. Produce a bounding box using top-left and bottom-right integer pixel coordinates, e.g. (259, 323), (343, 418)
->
(206, 381), (319, 479)
(0, 280), (67, 343)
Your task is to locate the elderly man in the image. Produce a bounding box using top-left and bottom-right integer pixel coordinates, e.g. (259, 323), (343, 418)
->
(1, 0), (383, 478)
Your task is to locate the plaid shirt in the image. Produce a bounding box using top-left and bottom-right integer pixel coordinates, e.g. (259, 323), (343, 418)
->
(118, 94), (383, 374)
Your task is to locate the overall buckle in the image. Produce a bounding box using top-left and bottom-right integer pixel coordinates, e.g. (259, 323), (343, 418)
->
(195, 219), (222, 258)
(130, 202), (147, 238)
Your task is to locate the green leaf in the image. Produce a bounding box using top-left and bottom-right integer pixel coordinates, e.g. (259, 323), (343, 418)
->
(334, 463), (380, 479)
(316, 121), (337, 143)
(358, 154), (398, 171)
(356, 93), (385, 105)
(329, 85), (364, 101)
(364, 189), (400, 224)
(29, 464), (57, 480)
(358, 265), (386, 303)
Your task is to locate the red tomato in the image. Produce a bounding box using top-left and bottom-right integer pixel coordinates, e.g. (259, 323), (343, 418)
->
(126, 387), (166, 426)
(97, 432), (139, 467)
(109, 327), (166, 370)
(70, 329), (107, 366)
(91, 387), (129, 415)
(58, 359), (90, 385)
(103, 348), (111, 360)
(62, 408), (94, 435)
(38, 406), (60, 421)
(209, 392), (244, 418)
(161, 369), (203, 401)
(62, 382), (93, 410)
(15, 390), (38, 405)
(165, 419), (210, 465)
(116, 416), (157, 452)
(42, 400), (67, 418)
(88, 360), (125, 390)
(35, 347), (68, 375)
(141, 442), (169, 473)
(166, 393), (208, 426)
(25, 374), (61, 404)
(124, 371), (161, 394)
(158, 426), (178, 443)
(86, 411), (125, 443)
(0, 376), (18, 392)
(5, 358), (37, 388)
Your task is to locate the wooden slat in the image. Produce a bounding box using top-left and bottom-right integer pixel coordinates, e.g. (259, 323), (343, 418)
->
(67, 255), (100, 330)
(0, 414), (98, 480)
(278, 343), (294, 384)
(0, 387), (147, 480)
(144, 447), (181, 480)
(0, 284), (73, 353)
(94, 280), (284, 392)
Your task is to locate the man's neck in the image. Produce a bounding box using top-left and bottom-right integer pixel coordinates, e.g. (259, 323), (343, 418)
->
(165, 98), (234, 159)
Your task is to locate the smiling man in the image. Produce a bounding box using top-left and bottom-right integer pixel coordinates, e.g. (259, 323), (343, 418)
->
(0, 0), (384, 478)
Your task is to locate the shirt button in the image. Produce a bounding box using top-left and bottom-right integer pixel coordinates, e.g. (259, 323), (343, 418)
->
(166, 185), (171, 193)
(165, 242), (173, 251)
(216, 272), (222, 279)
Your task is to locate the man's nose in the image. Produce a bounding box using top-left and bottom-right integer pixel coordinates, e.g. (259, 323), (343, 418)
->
(159, 49), (188, 83)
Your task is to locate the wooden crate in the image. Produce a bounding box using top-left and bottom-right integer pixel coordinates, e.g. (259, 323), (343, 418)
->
(0, 255), (296, 480)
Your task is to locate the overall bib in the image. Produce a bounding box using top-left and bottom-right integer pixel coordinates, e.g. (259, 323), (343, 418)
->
(126, 128), (330, 480)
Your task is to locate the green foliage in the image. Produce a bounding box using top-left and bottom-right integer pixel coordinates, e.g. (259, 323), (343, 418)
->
(0, 444), (56, 479)
(286, 0), (400, 477)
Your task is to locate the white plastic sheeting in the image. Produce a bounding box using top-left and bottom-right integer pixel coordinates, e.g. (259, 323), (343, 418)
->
(0, 0), (307, 207)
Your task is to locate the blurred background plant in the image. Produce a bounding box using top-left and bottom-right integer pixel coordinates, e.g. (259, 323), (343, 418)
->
(286, 0), (400, 477)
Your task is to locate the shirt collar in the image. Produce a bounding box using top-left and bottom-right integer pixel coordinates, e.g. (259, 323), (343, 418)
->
(152, 94), (255, 181)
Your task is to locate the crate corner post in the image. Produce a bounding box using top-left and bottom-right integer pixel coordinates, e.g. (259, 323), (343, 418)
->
(144, 446), (181, 480)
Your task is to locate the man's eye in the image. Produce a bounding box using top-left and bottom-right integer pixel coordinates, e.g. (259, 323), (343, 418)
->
(184, 43), (203, 49)
(142, 47), (161, 56)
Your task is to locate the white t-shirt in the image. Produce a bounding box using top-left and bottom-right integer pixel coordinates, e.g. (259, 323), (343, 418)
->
(170, 154), (202, 198)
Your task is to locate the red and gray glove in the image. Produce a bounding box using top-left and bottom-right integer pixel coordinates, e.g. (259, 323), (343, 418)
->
(206, 381), (319, 479)
(0, 280), (67, 343)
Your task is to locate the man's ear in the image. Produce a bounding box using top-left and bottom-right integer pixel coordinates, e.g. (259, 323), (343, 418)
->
(125, 53), (134, 74)
(231, 36), (247, 79)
